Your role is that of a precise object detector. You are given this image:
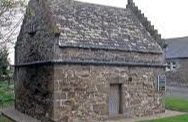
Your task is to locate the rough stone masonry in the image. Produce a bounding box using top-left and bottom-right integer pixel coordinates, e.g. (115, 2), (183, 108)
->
(14, 0), (166, 121)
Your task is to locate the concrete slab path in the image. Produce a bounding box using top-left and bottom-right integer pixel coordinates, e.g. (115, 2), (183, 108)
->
(107, 110), (186, 122)
(1, 107), (187, 122)
(1, 107), (40, 122)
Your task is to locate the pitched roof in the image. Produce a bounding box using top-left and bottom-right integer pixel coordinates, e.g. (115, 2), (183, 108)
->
(127, 0), (163, 47)
(48, 0), (162, 53)
(166, 36), (188, 59)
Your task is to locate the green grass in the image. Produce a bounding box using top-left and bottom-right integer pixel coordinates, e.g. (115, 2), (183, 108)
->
(142, 114), (188, 122)
(165, 97), (188, 112)
(0, 81), (14, 122)
(140, 97), (188, 122)
(0, 81), (14, 108)
(0, 115), (13, 122)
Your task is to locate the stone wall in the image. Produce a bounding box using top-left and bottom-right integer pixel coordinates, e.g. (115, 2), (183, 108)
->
(53, 65), (165, 122)
(14, 64), (165, 122)
(15, 0), (58, 64)
(14, 65), (54, 121)
(127, 0), (163, 47)
(54, 48), (164, 65)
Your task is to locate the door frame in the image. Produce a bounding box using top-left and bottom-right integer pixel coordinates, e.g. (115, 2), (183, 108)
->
(108, 83), (123, 117)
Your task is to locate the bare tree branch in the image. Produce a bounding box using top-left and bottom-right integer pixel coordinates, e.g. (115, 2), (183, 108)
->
(0, 0), (26, 48)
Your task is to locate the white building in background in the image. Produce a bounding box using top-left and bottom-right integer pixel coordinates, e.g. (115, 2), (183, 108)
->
(166, 36), (188, 84)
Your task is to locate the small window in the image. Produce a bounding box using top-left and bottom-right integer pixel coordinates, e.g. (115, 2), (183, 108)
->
(166, 62), (171, 71)
(28, 31), (36, 37)
(171, 62), (176, 70)
(166, 61), (177, 71)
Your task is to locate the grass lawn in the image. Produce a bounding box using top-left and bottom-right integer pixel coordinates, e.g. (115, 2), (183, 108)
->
(0, 81), (14, 122)
(0, 81), (14, 108)
(142, 114), (188, 122)
(0, 115), (12, 122)
(141, 97), (188, 122)
(165, 97), (188, 112)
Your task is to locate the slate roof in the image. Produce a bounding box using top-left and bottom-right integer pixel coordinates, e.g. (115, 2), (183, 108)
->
(47, 0), (162, 53)
(166, 37), (188, 59)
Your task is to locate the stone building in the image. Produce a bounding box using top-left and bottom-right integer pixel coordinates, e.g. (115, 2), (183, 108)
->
(166, 37), (188, 86)
(14, 0), (166, 121)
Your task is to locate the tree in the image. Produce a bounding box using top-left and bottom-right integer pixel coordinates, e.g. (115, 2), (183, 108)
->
(0, 0), (26, 66)
(0, 46), (9, 78)
(0, 0), (26, 47)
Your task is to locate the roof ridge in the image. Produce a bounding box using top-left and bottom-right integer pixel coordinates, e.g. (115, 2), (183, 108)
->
(74, 0), (126, 9)
(165, 36), (188, 40)
(127, 0), (165, 48)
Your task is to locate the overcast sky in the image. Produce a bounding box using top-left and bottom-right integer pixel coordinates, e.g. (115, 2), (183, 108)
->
(79, 0), (188, 39)
(8, 0), (188, 64)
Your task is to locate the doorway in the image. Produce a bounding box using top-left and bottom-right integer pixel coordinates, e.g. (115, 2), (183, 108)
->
(109, 84), (122, 116)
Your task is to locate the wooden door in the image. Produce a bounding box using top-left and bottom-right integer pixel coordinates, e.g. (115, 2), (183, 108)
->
(109, 84), (121, 116)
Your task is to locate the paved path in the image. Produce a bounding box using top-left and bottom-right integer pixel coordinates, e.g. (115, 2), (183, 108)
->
(1, 107), (40, 122)
(107, 110), (186, 122)
(0, 108), (187, 122)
